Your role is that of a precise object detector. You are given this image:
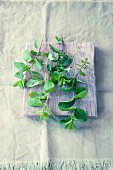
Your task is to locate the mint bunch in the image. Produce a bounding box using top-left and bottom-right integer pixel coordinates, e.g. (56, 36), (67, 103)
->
(13, 36), (90, 130)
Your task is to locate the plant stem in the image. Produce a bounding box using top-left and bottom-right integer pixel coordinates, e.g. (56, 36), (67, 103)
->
(43, 93), (49, 110)
(61, 35), (65, 54)
(75, 62), (86, 78)
(27, 35), (44, 71)
(38, 34), (44, 53)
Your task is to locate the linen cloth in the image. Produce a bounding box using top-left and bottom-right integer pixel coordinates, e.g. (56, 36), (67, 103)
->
(0, 0), (113, 169)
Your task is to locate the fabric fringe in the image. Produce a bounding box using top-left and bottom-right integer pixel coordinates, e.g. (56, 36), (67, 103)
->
(0, 160), (113, 170)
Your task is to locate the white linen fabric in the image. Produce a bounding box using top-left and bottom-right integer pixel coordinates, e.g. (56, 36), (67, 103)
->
(0, 0), (113, 169)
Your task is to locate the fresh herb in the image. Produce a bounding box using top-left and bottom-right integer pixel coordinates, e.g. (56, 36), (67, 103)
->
(13, 35), (90, 130)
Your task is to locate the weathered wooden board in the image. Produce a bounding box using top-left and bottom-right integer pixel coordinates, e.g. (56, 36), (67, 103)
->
(23, 42), (97, 117)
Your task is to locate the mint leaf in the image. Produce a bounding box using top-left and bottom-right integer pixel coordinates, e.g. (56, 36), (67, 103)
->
(35, 58), (43, 64)
(33, 110), (42, 114)
(73, 78), (85, 87)
(14, 62), (29, 72)
(60, 117), (72, 125)
(74, 87), (87, 94)
(66, 123), (73, 130)
(55, 36), (62, 44)
(26, 79), (43, 87)
(40, 112), (49, 121)
(45, 105), (56, 118)
(22, 50), (32, 62)
(63, 78), (73, 86)
(27, 98), (43, 107)
(34, 59), (42, 70)
(31, 71), (44, 80)
(43, 52), (49, 58)
(75, 90), (88, 99)
(15, 71), (24, 80)
(59, 55), (73, 67)
(59, 86), (73, 92)
(44, 80), (55, 93)
(58, 97), (75, 111)
(13, 80), (24, 89)
(34, 40), (38, 49)
(47, 64), (51, 71)
(52, 71), (64, 81)
(80, 70), (86, 76)
(58, 106), (76, 111)
(77, 79), (85, 84)
(48, 53), (56, 61)
(49, 45), (60, 54)
(31, 50), (37, 56)
(28, 91), (47, 99)
(74, 107), (87, 121)
(60, 118), (77, 130)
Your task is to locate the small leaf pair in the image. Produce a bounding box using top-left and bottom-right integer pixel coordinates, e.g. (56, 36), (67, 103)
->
(27, 91), (47, 107)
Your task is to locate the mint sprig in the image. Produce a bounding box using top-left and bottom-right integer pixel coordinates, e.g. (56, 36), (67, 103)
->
(13, 35), (90, 130)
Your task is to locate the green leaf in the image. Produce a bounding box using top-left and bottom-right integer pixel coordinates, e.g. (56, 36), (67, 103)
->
(64, 67), (71, 73)
(40, 112), (49, 120)
(47, 64), (51, 71)
(85, 61), (90, 64)
(13, 80), (24, 89)
(31, 71), (44, 80)
(34, 40), (38, 49)
(59, 106), (76, 111)
(48, 53), (57, 61)
(72, 122), (77, 129)
(75, 90), (88, 99)
(43, 52), (49, 58)
(52, 71), (64, 81)
(60, 117), (72, 125)
(45, 105), (56, 118)
(67, 122), (77, 130)
(44, 80), (55, 93)
(15, 71), (24, 80)
(59, 55), (73, 67)
(60, 118), (77, 130)
(27, 98), (43, 107)
(59, 78), (64, 86)
(22, 50), (32, 62)
(74, 87), (87, 94)
(49, 45), (60, 54)
(55, 36), (62, 44)
(35, 58), (43, 64)
(77, 79), (85, 84)
(33, 110), (42, 114)
(80, 70), (86, 76)
(34, 58), (42, 70)
(83, 66), (88, 70)
(49, 72), (58, 84)
(73, 78), (86, 87)
(66, 123), (73, 130)
(31, 50), (37, 56)
(63, 78), (73, 86)
(14, 62), (29, 72)
(74, 107), (87, 121)
(59, 86), (73, 92)
(26, 79), (43, 87)
(77, 64), (82, 66)
(28, 91), (47, 99)
(58, 97), (75, 111)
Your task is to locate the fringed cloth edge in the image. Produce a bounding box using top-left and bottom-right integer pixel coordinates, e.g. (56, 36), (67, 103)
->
(0, 160), (113, 170)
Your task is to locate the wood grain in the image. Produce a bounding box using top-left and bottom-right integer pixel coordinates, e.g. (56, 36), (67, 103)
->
(23, 42), (97, 117)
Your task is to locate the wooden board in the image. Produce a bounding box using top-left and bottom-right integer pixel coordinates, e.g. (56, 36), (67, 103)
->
(23, 42), (97, 117)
